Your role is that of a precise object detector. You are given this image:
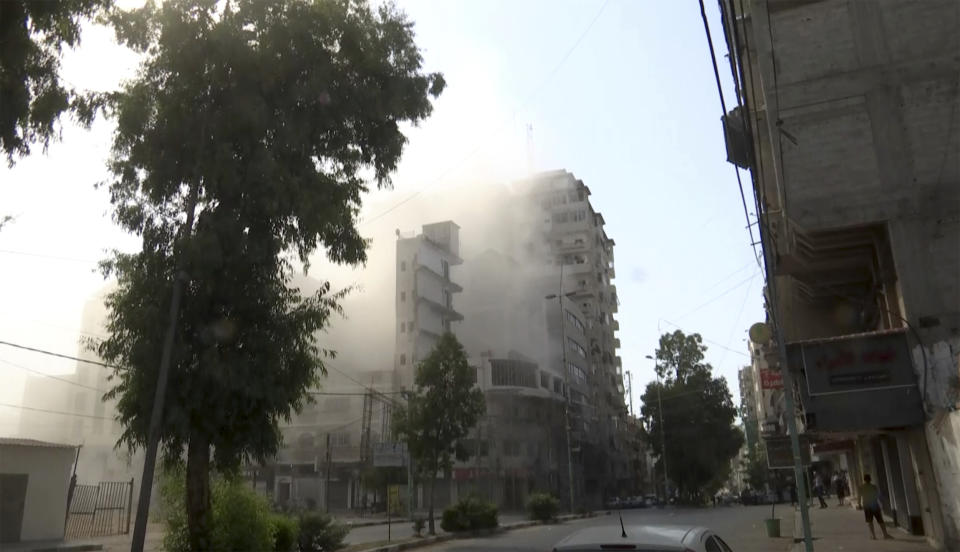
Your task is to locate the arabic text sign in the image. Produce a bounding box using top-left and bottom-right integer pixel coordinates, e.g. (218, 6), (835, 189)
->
(798, 330), (916, 396)
(760, 368), (783, 390)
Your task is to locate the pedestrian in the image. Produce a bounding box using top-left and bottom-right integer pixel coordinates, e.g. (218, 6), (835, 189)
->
(834, 472), (846, 506)
(859, 474), (893, 540)
(814, 472), (828, 508)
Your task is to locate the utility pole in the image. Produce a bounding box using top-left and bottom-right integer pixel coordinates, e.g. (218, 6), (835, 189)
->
(130, 185), (200, 552)
(546, 262), (576, 513)
(325, 433), (332, 514)
(645, 355), (669, 503)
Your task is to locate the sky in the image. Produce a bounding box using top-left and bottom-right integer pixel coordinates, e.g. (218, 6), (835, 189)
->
(0, 0), (764, 436)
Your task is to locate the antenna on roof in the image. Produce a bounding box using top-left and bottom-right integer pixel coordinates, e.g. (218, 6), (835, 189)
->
(618, 510), (627, 538)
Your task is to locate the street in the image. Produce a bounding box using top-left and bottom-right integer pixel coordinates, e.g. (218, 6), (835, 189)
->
(343, 513), (528, 545)
(416, 505), (791, 551)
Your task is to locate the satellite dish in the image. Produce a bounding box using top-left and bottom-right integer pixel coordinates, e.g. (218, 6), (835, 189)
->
(748, 322), (771, 344)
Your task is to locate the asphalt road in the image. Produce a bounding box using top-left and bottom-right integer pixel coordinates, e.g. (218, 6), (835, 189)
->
(415, 505), (795, 552)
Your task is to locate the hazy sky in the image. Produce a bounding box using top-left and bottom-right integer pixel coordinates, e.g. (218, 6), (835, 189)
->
(0, 0), (763, 435)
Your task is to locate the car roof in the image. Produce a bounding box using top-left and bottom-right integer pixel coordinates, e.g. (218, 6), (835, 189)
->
(554, 524), (710, 551)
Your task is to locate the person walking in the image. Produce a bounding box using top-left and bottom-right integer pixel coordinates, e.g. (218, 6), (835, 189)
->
(814, 472), (828, 508)
(859, 474), (893, 540)
(834, 472), (846, 506)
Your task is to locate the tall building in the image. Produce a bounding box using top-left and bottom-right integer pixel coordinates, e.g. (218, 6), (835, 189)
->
(737, 365), (758, 449)
(722, 1), (959, 547)
(394, 221), (464, 390)
(514, 169), (629, 505)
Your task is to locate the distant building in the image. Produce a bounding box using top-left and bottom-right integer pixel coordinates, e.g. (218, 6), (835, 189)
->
(394, 221), (464, 390)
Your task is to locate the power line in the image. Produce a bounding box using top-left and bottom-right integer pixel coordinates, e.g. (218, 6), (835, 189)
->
(0, 401), (113, 421)
(698, 0), (762, 269)
(670, 271), (759, 321)
(0, 357), (107, 393)
(0, 339), (119, 370)
(360, 0), (611, 227)
(658, 319), (750, 358)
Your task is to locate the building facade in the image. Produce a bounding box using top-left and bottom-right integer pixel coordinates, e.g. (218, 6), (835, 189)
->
(722, 1), (959, 547)
(394, 221), (464, 390)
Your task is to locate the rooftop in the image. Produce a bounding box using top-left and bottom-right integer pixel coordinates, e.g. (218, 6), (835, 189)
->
(0, 437), (77, 449)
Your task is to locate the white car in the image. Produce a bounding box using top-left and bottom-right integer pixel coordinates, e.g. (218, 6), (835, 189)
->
(553, 524), (734, 552)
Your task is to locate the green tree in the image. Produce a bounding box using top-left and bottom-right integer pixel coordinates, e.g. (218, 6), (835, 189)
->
(640, 331), (744, 503)
(95, 1), (443, 549)
(0, 0), (111, 163)
(392, 333), (485, 535)
(743, 441), (770, 493)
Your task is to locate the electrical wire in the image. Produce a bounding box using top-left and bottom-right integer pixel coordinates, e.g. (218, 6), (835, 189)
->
(0, 339), (119, 369)
(698, 0), (762, 269)
(0, 357), (108, 393)
(670, 271), (759, 322)
(658, 319), (750, 358)
(0, 401), (114, 421)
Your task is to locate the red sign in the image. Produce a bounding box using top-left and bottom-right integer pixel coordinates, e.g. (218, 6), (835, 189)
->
(760, 369), (783, 390)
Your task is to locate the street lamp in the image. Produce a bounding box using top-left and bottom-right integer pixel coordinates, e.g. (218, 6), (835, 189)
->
(546, 290), (577, 513)
(645, 354), (669, 503)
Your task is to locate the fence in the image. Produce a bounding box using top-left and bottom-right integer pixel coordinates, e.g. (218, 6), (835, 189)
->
(65, 478), (134, 539)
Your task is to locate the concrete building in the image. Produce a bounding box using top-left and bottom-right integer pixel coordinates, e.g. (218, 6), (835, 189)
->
(0, 438), (77, 544)
(394, 221), (464, 390)
(513, 170), (630, 506)
(737, 365), (759, 449)
(722, 1), (959, 548)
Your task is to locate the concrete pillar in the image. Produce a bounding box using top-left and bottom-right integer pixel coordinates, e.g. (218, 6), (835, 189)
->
(895, 433), (924, 535)
(909, 428), (947, 549)
(880, 436), (906, 528)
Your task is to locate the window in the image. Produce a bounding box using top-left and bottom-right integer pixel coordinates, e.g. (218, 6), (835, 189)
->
(400, 291), (406, 301)
(553, 378), (562, 394)
(443, 318), (451, 332)
(705, 536), (723, 552)
(572, 209), (586, 222)
(540, 372), (550, 389)
(400, 354), (406, 365)
(567, 337), (587, 359)
(400, 322), (405, 333)
(441, 259), (450, 279)
(565, 309), (585, 333)
(567, 362), (586, 385)
(490, 359), (538, 388)
(443, 289), (453, 309)
(401, 261), (406, 271)
(502, 440), (521, 457)
(552, 211), (569, 223)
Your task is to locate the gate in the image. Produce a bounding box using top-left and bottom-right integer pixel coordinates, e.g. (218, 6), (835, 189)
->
(65, 479), (134, 538)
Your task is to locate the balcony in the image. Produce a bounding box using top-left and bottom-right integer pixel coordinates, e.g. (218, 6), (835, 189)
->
(416, 264), (463, 292)
(611, 319), (619, 333)
(613, 338), (621, 350)
(416, 295), (464, 321)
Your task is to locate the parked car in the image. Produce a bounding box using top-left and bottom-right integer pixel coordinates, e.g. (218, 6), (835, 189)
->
(553, 524), (734, 551)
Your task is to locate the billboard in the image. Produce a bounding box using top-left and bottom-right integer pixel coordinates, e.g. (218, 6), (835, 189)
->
(764, 435), (812, 469)
(760, 368), (783, 390)
(795, 329), (916, 396)
(373, 442), (408, 467)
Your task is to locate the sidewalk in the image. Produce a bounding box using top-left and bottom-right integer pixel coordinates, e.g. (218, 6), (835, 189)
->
(789, 505), (933, 552)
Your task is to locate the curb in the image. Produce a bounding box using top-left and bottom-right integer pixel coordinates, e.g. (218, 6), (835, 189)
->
(343, 518), (414, 529)
(32, 545), (104, 552)
(357, 512), (598, 552)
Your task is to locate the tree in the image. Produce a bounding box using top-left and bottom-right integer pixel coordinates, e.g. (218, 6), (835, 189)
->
(95, 1), (443, 549)
(0, 0), (111, 163)
(392, 333), (485, 535)
(743, 441), (770, 493)
(640, 330), (743, 503)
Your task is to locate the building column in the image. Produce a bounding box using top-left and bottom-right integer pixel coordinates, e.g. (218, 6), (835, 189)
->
(895, 433), (924, 535)
(880, 436), (907, 528)
(909, 428), (947, 548)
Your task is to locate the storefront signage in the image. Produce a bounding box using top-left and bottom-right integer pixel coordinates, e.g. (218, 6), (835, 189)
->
(764, 435), (811, 469)
(795, 329), (916, 396)
(760, 368), (783, 389)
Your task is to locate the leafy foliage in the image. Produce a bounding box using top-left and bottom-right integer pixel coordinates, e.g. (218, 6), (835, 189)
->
(640, 331), (744, 502)
(159, 469), (275, 552)
(743, 441), (770, 493)
(412, 517), (426, 537)
(271, 514), (299, 552)
(440, 495), (499, 532)
(0, 0), (111, 162)
(296, 512), (347, 552)
(392, 333), (486, 534)
(95, 0), (441, 548)
(526, 492), (560, 522)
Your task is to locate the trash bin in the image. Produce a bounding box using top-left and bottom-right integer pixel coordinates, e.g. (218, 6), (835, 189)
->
(764, 518), (781, 538)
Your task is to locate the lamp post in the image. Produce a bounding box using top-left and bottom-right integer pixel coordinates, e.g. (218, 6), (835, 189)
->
(645, 354), (669, 503)
(546, 290), (577, 513)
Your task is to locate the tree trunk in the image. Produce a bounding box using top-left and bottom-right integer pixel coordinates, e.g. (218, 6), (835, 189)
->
(427, 464), (437, 535)
(186, 430), (212, 552)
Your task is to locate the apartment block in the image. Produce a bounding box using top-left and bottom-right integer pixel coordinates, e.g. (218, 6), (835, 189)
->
(722, 1), (959, 547)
